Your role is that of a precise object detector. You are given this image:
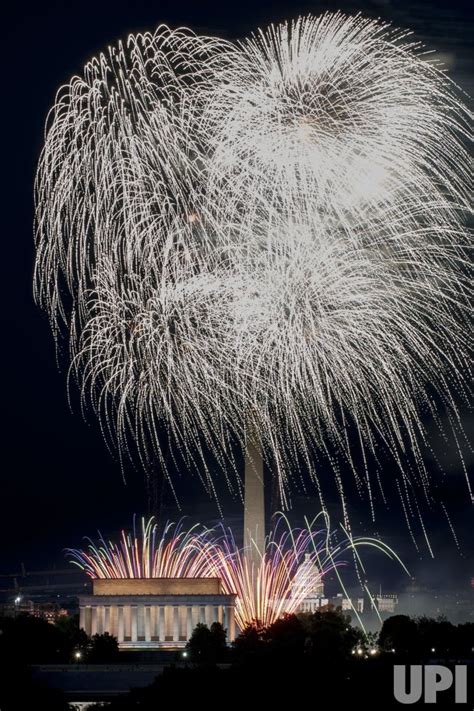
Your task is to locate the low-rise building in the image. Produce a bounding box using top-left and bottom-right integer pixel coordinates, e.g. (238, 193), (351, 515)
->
(79, 577), (236, 650)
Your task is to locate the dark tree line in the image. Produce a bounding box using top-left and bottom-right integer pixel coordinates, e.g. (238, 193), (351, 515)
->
(0, 613), (119, 711)
(0, 613), (119, 665)
(94, 610), (474, 709)
(1, 609), (473, 709)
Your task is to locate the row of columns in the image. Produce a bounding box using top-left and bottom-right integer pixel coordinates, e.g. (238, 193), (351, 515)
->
(80, 603), (235, 645)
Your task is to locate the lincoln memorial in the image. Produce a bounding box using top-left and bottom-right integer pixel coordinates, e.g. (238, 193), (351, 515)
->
(79, 578), (236, 649)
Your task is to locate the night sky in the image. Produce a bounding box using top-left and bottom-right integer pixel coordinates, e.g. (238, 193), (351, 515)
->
(2, 0), (472, 592)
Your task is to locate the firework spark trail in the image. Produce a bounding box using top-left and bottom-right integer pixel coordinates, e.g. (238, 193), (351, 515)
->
(67, 514), (408, 631)
(66, 517), (212, 579)
(35, 14), (472, 538)
(220, 512), (408, 630)
(197, 516), (348, 629)
(193, 516), (343, 629)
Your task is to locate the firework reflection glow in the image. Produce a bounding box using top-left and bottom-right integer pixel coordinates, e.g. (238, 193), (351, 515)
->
(35, 14), (472, 535)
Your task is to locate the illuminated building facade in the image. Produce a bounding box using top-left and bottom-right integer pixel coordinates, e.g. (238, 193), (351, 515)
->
(292, 553), (326, 612)
(374, 593), (398, 614)
(292, 554), (325, 599)
(79, 578), (236, 649)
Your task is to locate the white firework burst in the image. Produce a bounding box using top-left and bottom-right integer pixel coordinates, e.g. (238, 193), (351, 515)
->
(34, 14), (472, 536)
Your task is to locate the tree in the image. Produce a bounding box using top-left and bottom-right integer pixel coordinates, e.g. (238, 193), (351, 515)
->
(232, 623), (265, 657)
(263, 614), (306, 656)
(0, 615), (73, 709)
(55, 613), (89, 659)
(209, 621), (227, 658)
(87, 632), (119, 663)
(305, 607), (360, 661)
(0, 613), (70, 664)
(416, 616), (455, 656)
(378, 614), (418, 655)
(186, 622), (227, 663)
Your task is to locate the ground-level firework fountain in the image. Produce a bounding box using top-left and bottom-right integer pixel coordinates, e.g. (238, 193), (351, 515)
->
(69, 515), (408, 638)
(67, 519), (210, 579)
